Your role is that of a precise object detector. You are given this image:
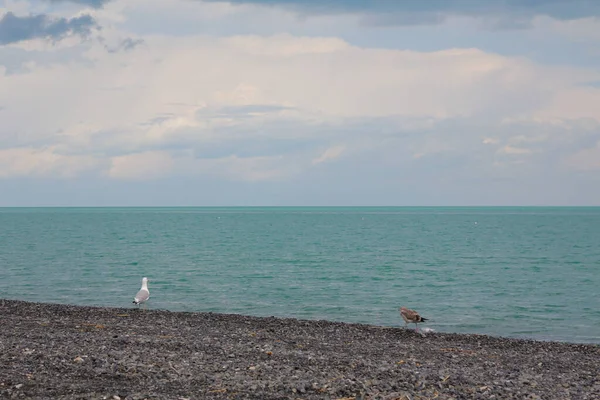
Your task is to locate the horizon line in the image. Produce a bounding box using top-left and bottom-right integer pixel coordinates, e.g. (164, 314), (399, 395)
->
(1, 205), (599, 208)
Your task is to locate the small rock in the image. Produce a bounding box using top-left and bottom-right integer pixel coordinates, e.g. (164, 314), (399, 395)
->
(73, 356), (84, 363)
(15, 384), (23, 389)
(296, 382), (307, 393)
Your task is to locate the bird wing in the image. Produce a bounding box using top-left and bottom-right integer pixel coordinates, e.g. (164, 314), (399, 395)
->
(400, 307), (420, 322)
(134, 289), (150, 303)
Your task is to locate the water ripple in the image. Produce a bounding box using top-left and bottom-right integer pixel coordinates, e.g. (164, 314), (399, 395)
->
(0, 207), (599, 344)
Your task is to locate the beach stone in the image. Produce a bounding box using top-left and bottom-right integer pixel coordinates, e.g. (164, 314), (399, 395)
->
(0, 299), (599, 400)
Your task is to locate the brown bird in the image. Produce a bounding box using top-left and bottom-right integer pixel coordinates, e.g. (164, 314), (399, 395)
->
(399, 306), (428, 332)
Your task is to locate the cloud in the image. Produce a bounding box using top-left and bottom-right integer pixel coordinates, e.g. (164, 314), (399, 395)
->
(539, 15), (600, 41)
(46, 0), (111, 8)
(196, 104), (293, 118)
(312, 145), (345, 165)
(482, 138), (500, 145)
(105, 149), (300, 181)
(108, 151), (174, 179)
(534, 87), (600, 121)
(200, 0), (600, 27)
(499, 145), (533, 155)
(0, 147), (101, 178)
(0, 11), (97, 45)
(0, 43), (92, 75)
(564, 142), (600, 171)
(104, 37), (144, 53)
(0, 24), (599, 206)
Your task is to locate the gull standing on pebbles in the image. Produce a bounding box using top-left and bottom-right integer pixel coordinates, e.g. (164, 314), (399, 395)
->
(133, 277), (150, 309)
(399, 306), (428, 332)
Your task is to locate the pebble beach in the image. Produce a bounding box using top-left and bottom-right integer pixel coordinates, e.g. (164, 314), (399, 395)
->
(1, 299), (598, 399)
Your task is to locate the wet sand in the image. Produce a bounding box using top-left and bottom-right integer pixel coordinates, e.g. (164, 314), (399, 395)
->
(1, 299), (598, 399)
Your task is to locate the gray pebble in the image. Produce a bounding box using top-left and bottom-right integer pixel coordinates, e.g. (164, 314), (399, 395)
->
(0, 299), (598, 400)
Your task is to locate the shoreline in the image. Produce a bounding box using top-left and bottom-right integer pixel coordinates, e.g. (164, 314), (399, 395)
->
(1, 299), (599, 399)
(2, 297), (595, 346)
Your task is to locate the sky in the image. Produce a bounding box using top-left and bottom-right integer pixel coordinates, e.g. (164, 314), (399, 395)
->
(0, 0), (599, 206)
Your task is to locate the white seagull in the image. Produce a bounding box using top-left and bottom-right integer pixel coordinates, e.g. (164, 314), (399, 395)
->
(133, 277), (150, 309)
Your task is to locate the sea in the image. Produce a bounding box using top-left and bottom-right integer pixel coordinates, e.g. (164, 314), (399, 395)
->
(0, 207), (599, 344)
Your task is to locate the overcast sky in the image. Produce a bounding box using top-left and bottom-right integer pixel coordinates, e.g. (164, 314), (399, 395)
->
(1, 0), (599, 206)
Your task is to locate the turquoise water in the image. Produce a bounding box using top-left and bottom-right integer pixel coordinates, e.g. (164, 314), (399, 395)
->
(0, 207), (599, 344)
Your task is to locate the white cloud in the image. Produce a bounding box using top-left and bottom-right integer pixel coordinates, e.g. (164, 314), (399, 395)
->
(499, 145), (533, 155)
(534, 87), (600, 121)
(0, 0), (599, 190)
(482, 137), (499, 145)
(4, 32), (592, 135)
(108, 151), (174, 180)
(312, 145), (345, 165)
(564, 142), (600, 171)
(535, 16), (600, 42)
(191, 154), (298, 182)
(0, 147), (100, 178)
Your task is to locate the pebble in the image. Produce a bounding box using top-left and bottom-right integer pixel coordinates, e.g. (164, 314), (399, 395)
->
(1, 299), (598, 400)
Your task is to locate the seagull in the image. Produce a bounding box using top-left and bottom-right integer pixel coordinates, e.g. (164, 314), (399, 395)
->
(399, 306), (428, 332)
(133, 277), (150, 309)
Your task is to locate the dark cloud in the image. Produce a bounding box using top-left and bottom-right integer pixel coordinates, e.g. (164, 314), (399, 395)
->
(0, 12), (97, 45)
(201, 0), (600, 27)
(105, 37), (145, 53)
